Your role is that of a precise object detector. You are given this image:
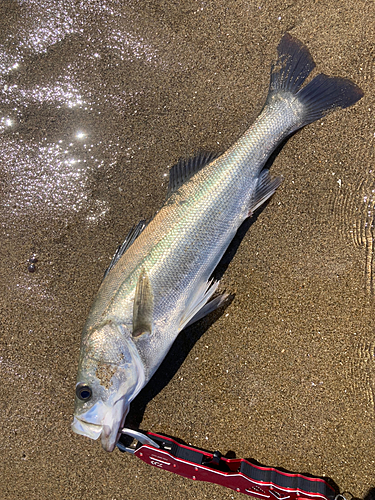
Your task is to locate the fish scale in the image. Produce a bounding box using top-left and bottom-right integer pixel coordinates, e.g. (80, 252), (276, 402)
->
(72, 33), (363, 452)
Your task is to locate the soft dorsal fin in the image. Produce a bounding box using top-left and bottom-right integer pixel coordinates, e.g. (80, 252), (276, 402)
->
(167, 152), (221, 198)
(132, 268), (153, 338)
(103, 220), (147, 280)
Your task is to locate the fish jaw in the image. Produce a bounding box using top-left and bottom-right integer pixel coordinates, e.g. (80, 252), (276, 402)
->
(71, 416), (102, 440)
(71, 397), (130, 451)
(100, 397), (129, 451)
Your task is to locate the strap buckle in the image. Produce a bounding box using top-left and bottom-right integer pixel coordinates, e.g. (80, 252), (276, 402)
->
(117, 428), (160, 454)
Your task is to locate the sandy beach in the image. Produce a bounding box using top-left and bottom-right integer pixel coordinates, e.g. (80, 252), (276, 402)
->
(0, 1), (374, 498)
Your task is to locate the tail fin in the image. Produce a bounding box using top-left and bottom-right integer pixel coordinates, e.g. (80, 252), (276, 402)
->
(268, 33), (316, 96)
(267, 33), (363, 129)
(296, 73), (364, 126)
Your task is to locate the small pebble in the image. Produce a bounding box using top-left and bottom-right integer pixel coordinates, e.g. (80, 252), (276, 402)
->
(28, 263), (36, 273)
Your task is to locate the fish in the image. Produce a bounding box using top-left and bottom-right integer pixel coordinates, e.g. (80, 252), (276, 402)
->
(71, 33), (363, 451)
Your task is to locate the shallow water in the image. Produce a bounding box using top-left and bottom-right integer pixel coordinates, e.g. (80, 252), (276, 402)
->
(0, 1), (374, 499)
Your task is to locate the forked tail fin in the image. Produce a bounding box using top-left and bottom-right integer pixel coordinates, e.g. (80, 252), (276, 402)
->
(267, 33), (363, 130)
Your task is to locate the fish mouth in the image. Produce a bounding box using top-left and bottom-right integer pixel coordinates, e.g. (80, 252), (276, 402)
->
(71, 399), (129, 452)
(71, 416), (103, 440)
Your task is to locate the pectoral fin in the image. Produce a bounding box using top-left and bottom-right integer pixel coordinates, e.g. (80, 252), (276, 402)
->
(132, 269), (153, 338)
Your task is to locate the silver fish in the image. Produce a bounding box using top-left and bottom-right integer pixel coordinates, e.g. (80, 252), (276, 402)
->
(71, 34), (363, 451)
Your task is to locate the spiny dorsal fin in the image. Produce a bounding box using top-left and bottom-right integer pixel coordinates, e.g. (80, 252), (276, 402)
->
(132, 268), (153, 338)
(103, 220), (147, 280)
(167, 152), (221, 198)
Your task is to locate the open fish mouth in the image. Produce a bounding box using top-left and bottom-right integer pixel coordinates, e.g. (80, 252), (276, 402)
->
(71, 416), (103, 440)
(71, 399), (129, 451)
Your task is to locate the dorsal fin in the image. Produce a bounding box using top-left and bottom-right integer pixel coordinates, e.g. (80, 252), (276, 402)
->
(103, 220), (147, 280)
(132, 268), (153, 338)
(167, 152), (221, 198)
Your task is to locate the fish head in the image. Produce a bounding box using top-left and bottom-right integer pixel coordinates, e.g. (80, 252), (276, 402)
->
(71, 320), (145, 451)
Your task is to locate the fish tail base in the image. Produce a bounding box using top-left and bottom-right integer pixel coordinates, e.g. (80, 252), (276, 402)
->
(267, 33), (363, 130)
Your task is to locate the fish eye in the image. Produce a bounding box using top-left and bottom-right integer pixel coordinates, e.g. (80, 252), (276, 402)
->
(76, 382), (92, 401)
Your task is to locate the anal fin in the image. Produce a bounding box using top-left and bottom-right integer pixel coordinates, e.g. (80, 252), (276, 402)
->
(248, 170), (282, 216)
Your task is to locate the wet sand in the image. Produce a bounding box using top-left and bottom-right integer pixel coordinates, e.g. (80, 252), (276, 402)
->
(0, 1), (374, 499)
